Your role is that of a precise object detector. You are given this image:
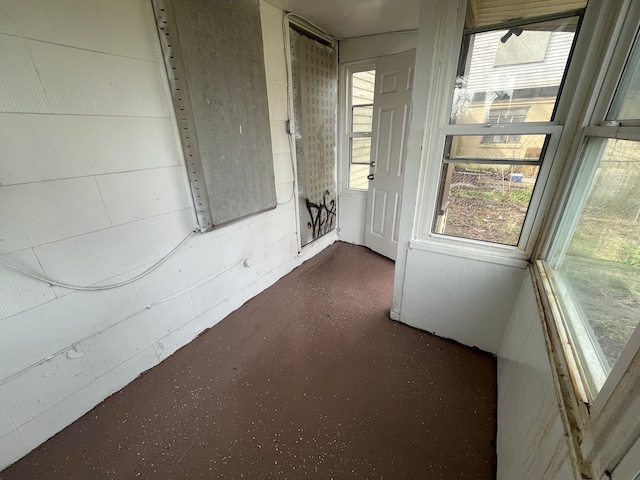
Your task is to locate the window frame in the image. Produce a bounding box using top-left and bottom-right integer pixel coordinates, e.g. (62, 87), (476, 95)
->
(418, 12), (582, 258)
(542, 6), (640, 405)
(401, 0), (640, 476)
(532, 1), (640, 477)
(339, 61), (377, 195)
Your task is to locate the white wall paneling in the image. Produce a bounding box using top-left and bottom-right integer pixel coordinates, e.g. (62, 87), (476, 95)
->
(399, 244), (527, 354)
(0, 283), (141, 382)
(217, 207), (296, 268)
(14, 344), (161, 466)
(0, 430), (32, 472)
(263, 42), (289, 87)
(272, 152), (295, 185)
(0, 178), (112, 254)
(0, 249), (57, 320)
(132, 238), (228, 307)
(94, 167), (192, 225)
(0, 34), (51, 113)
(267, 84), (290, 122)
(0, 115), (181, 185)
(271, 121), (291, 155)
(32, 209), (196, 288)
(75, 294), (197, 379)
(263, 2), (296, 208)
(28, 40), (171, 117)
(0, 0), (332, 471)
(338, 194), (367, 245)
(0, 0), (160, 62)
(497, 271), (575, 480)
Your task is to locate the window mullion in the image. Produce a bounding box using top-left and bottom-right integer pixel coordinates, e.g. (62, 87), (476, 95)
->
(442, 123), (562, 136)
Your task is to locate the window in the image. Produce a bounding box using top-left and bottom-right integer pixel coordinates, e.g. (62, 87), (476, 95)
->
(346, 69), (375, 190)
(433, 14), (581, 246)
(543, 30), (640, 396)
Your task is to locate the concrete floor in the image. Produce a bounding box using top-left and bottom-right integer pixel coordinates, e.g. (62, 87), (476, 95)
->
(1, 242), (497, 479)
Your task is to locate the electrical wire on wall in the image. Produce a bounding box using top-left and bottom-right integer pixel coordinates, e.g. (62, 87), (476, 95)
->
(0, 253), (248, 388)
(0, 13), (338, 286)
(0, 229), (198, 291)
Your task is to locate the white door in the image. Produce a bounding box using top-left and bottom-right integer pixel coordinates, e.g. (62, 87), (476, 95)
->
(364, 49), (415, 260)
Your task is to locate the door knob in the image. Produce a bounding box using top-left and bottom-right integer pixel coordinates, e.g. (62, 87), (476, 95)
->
(367, 174), (374, 180)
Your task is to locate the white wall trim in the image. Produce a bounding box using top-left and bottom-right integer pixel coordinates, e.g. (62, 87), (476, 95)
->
(391, 0), (467, 319)
(409, 239), (529, 268)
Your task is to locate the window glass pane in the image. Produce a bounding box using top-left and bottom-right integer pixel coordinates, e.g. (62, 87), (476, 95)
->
(450, 16), (579, 125)
(349, 137), (371, 190)
(348, 69), (375, 191)
(351, 137), (371, 165)
(434, 163), (539, 245)
(349, 164), (370, 189)
(448, 134), (546, 162)
(352, 70), (375, 106)
(608, 35), (640, 121)
(549, 138), (640, 391)
(352, 105), (373, 132)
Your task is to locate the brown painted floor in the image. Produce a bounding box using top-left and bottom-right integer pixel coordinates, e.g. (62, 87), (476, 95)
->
(2, 242), (497, 479)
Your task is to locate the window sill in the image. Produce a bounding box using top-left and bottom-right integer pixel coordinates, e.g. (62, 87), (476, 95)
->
(531, 260), (592, 478)
(534, 259), (640, 478)
(410, 235), (530, 268)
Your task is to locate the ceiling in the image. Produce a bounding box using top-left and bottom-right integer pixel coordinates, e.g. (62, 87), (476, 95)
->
(467, 0), (587, 29)
(262, 0), (422, 39)
(262, 0), (588, 39)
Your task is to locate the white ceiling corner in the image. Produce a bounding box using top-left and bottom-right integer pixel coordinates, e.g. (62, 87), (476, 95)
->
(262, 0), (421, 39)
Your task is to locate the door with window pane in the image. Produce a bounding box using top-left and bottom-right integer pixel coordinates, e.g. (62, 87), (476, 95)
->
(364, 49), (415, 260)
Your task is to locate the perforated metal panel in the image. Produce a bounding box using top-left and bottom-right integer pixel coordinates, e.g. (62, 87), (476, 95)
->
(290, 29), (338, 246)
(153, 0), (276, 230)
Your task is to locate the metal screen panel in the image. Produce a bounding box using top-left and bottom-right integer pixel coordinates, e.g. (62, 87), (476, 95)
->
(153, 0), (276, 230)
(290, 29), (338, 246)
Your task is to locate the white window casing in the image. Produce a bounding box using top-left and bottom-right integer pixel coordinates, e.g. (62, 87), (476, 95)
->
(415, 10), (583, 261)
(340, 62), (377, 194)
(533, 0), (640, 478)
(404, 0), (640, 478)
